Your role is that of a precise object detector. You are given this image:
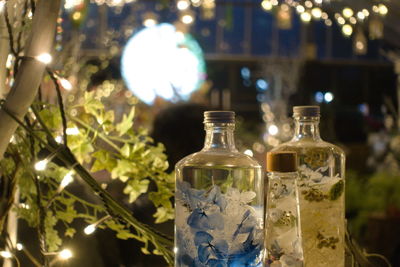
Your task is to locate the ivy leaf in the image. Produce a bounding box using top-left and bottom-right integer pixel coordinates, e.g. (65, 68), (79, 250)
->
(116, 107), (135, 136)
(153, 206), (174, 224)
(124, 179), (150, 203)
(65, 228), (76, 238)
(84, 91), (103, 116)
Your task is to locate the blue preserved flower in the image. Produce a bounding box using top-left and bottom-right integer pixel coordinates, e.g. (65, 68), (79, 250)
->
(208, 259), (228, 267)
(233, 209), (256, 238)
(177, 181), (208, 210)
(228, 230), (263, 266)
(207, 186), (227, 212)
(187, 209), (224, 230)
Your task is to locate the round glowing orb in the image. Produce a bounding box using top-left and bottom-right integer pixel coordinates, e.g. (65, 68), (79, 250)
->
(121, 23), (206, 105)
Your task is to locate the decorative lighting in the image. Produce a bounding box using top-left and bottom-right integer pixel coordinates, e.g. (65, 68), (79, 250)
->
(55, 135), (63, 144)
(378, 4), (388, 16)
(36, 53), (52, 64)
(181, 13), (194, 24)
(0, 251), (12, 259)
(304, 1), (313, 8)
(300, 12), (312, 23)
(244, 149), (254, 157)
(64, 0), (83, 10)
(142, 12), (158, 27)
(271, 0), (279, 6)
(311, 7), (322, 19)
(177, 0), (190, 10)
(296, 5), (305, 13)
(349, 17), (357, 25)
(261, 0), (273, 11)
(314, 0), (322, 4)
(66, 127), (79, 135)
(357, 11), (365, 20)
(60, 78), (72, 90)
(72, 11), (81, 21)
(315, 91), (324, 103)
(34, 159), (48, 171)
(84, 224), (96, 235)
(0, 1), (5, 13)
(362, 9), (370, 17)
(342, 7), (354, 18)
(59, 249), (73, 260)
(16, 244), (23, 251)
(342, 24), (353, 36)
(321, 12), (328, 20)
(268, 125), (279, 136)
(325, 19), (332, 26)
(60, 172), (74, 190)
(372, 5), (379, 13)
(337, 17), (346, 25)
(324, 92), (334, 103)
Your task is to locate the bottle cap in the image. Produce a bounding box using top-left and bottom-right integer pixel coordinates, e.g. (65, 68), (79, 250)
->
(204, 111), (235, 123)
(266, 151), (298, 172)
(293, 106), (320, 117)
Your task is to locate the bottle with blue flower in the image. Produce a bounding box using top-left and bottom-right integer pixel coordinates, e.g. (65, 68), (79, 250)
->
(265, 151), (304, 267)
(175, 111), (265, 267)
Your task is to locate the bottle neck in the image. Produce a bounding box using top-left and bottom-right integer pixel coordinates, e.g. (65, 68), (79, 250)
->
(292, 116), (322, 141)
(203, 123), (237, 151)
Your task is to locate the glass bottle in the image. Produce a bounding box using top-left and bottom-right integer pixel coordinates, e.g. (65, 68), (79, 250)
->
(273, 106), (345, 267)
(265, 151), (304, 267)
(175, 111), (265, 267)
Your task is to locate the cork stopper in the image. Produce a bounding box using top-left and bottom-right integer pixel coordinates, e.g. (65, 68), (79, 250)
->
(204, 111), (235, 123)
(266, 151), (298, 172)
(293, 106), (320, 117)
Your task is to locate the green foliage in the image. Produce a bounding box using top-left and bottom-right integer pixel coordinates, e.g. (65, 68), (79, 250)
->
(0, 84), (174, 261)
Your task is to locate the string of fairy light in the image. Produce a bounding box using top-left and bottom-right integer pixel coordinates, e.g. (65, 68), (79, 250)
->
(260, 0), (389, 38)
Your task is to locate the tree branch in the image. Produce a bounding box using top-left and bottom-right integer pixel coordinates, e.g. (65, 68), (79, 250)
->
(0, 0), (62, 160)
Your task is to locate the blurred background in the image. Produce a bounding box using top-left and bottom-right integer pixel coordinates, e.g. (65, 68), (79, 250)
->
(8, 0), (400, 266)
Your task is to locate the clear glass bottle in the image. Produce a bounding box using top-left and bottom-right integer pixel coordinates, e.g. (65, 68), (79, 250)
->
(175, 111), (265, 267)
(265, 151), (304, 267)
(273, 106), (345, 267)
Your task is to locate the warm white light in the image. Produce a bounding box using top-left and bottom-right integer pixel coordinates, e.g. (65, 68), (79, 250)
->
(321, 12), (328, 20)
(314, 0), (322, 4)
(357, 11), (365, 20)
(268, 125), (279, 136)
(311, 7), (322, 18)
(300, 12), (312, 22)
(173, 247), (178, 253)
(325, 19), (332, 26)
(362, 9), (370, 17)
(244, 149), (254, 157)
(84, 224), (96, 235)
(304, 0), (312, 8)
(378, 4), (388, 15)
(60, 172), (74, 189)
(271, 0), (278, 6)
(261, 0), (273, 11)
(64, 0), (83, 9)
(177, 0), (190, 10)
(60, 78), (72, 90)
(296, 5), (305, 13)
(34, 159), (48, 171)
(66, 127), (79, 135)
(181, 14), (194, 24)
(0, 251), (12, 259)
(36, 53), (52, 64)
(143, 18), (157, 27)
(0, 1), (5, 13)
(342, 24), (353, 36)
(6, 54), (13, 69)
(16, 244), (23, 251)
(324, 92), (334, 103)
(356, 41), (364, 50)
(372, 5), (379, 13)
(349, 17), (357, 24)
(342, 7), (354, 18)
(337, 17), (345, 25)
(55, 135), (63, 143)
(59, 249), (73, 260)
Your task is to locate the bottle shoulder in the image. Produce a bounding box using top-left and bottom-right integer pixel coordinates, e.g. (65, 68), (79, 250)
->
(175, 150), (262, 169)
(273, 139), (345, 156)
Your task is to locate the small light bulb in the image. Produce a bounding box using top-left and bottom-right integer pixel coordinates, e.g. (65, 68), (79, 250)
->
(66, 127), (79, 135)
(378, 4), (388, 15)
(349, 17), (357, 24)
(244, 149), (254, 157)
(84, 224), (96, 235)
(16, 244), (23, 251)
(55, 135), (63, 144)
(59, 249), (73, 260)
(36, 53), (52, 64)
(362, 9), (370, 17)
(177, 0), (190, 10)
(311, 7), (322, 18)
(337, 17), (345, 25)
(60, 172), (74, 189)
(325, 19), (332, 26)
(181, 14), (194, 24)
(324, 92), (334, 103)
(300, 12), (312, 22)
(261, 0), (273, 11)
(342, 7), (354, 18)
(268, 125), (279, 136)
(296, 5), (305, 13)
(342, 24), (353, 36)
(34, 159), (48, 171)
(357, 11), (365, 20)
(143, 18), (157, 27)
(60, 78), (72, 90)
(0, 251), (12, 259)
